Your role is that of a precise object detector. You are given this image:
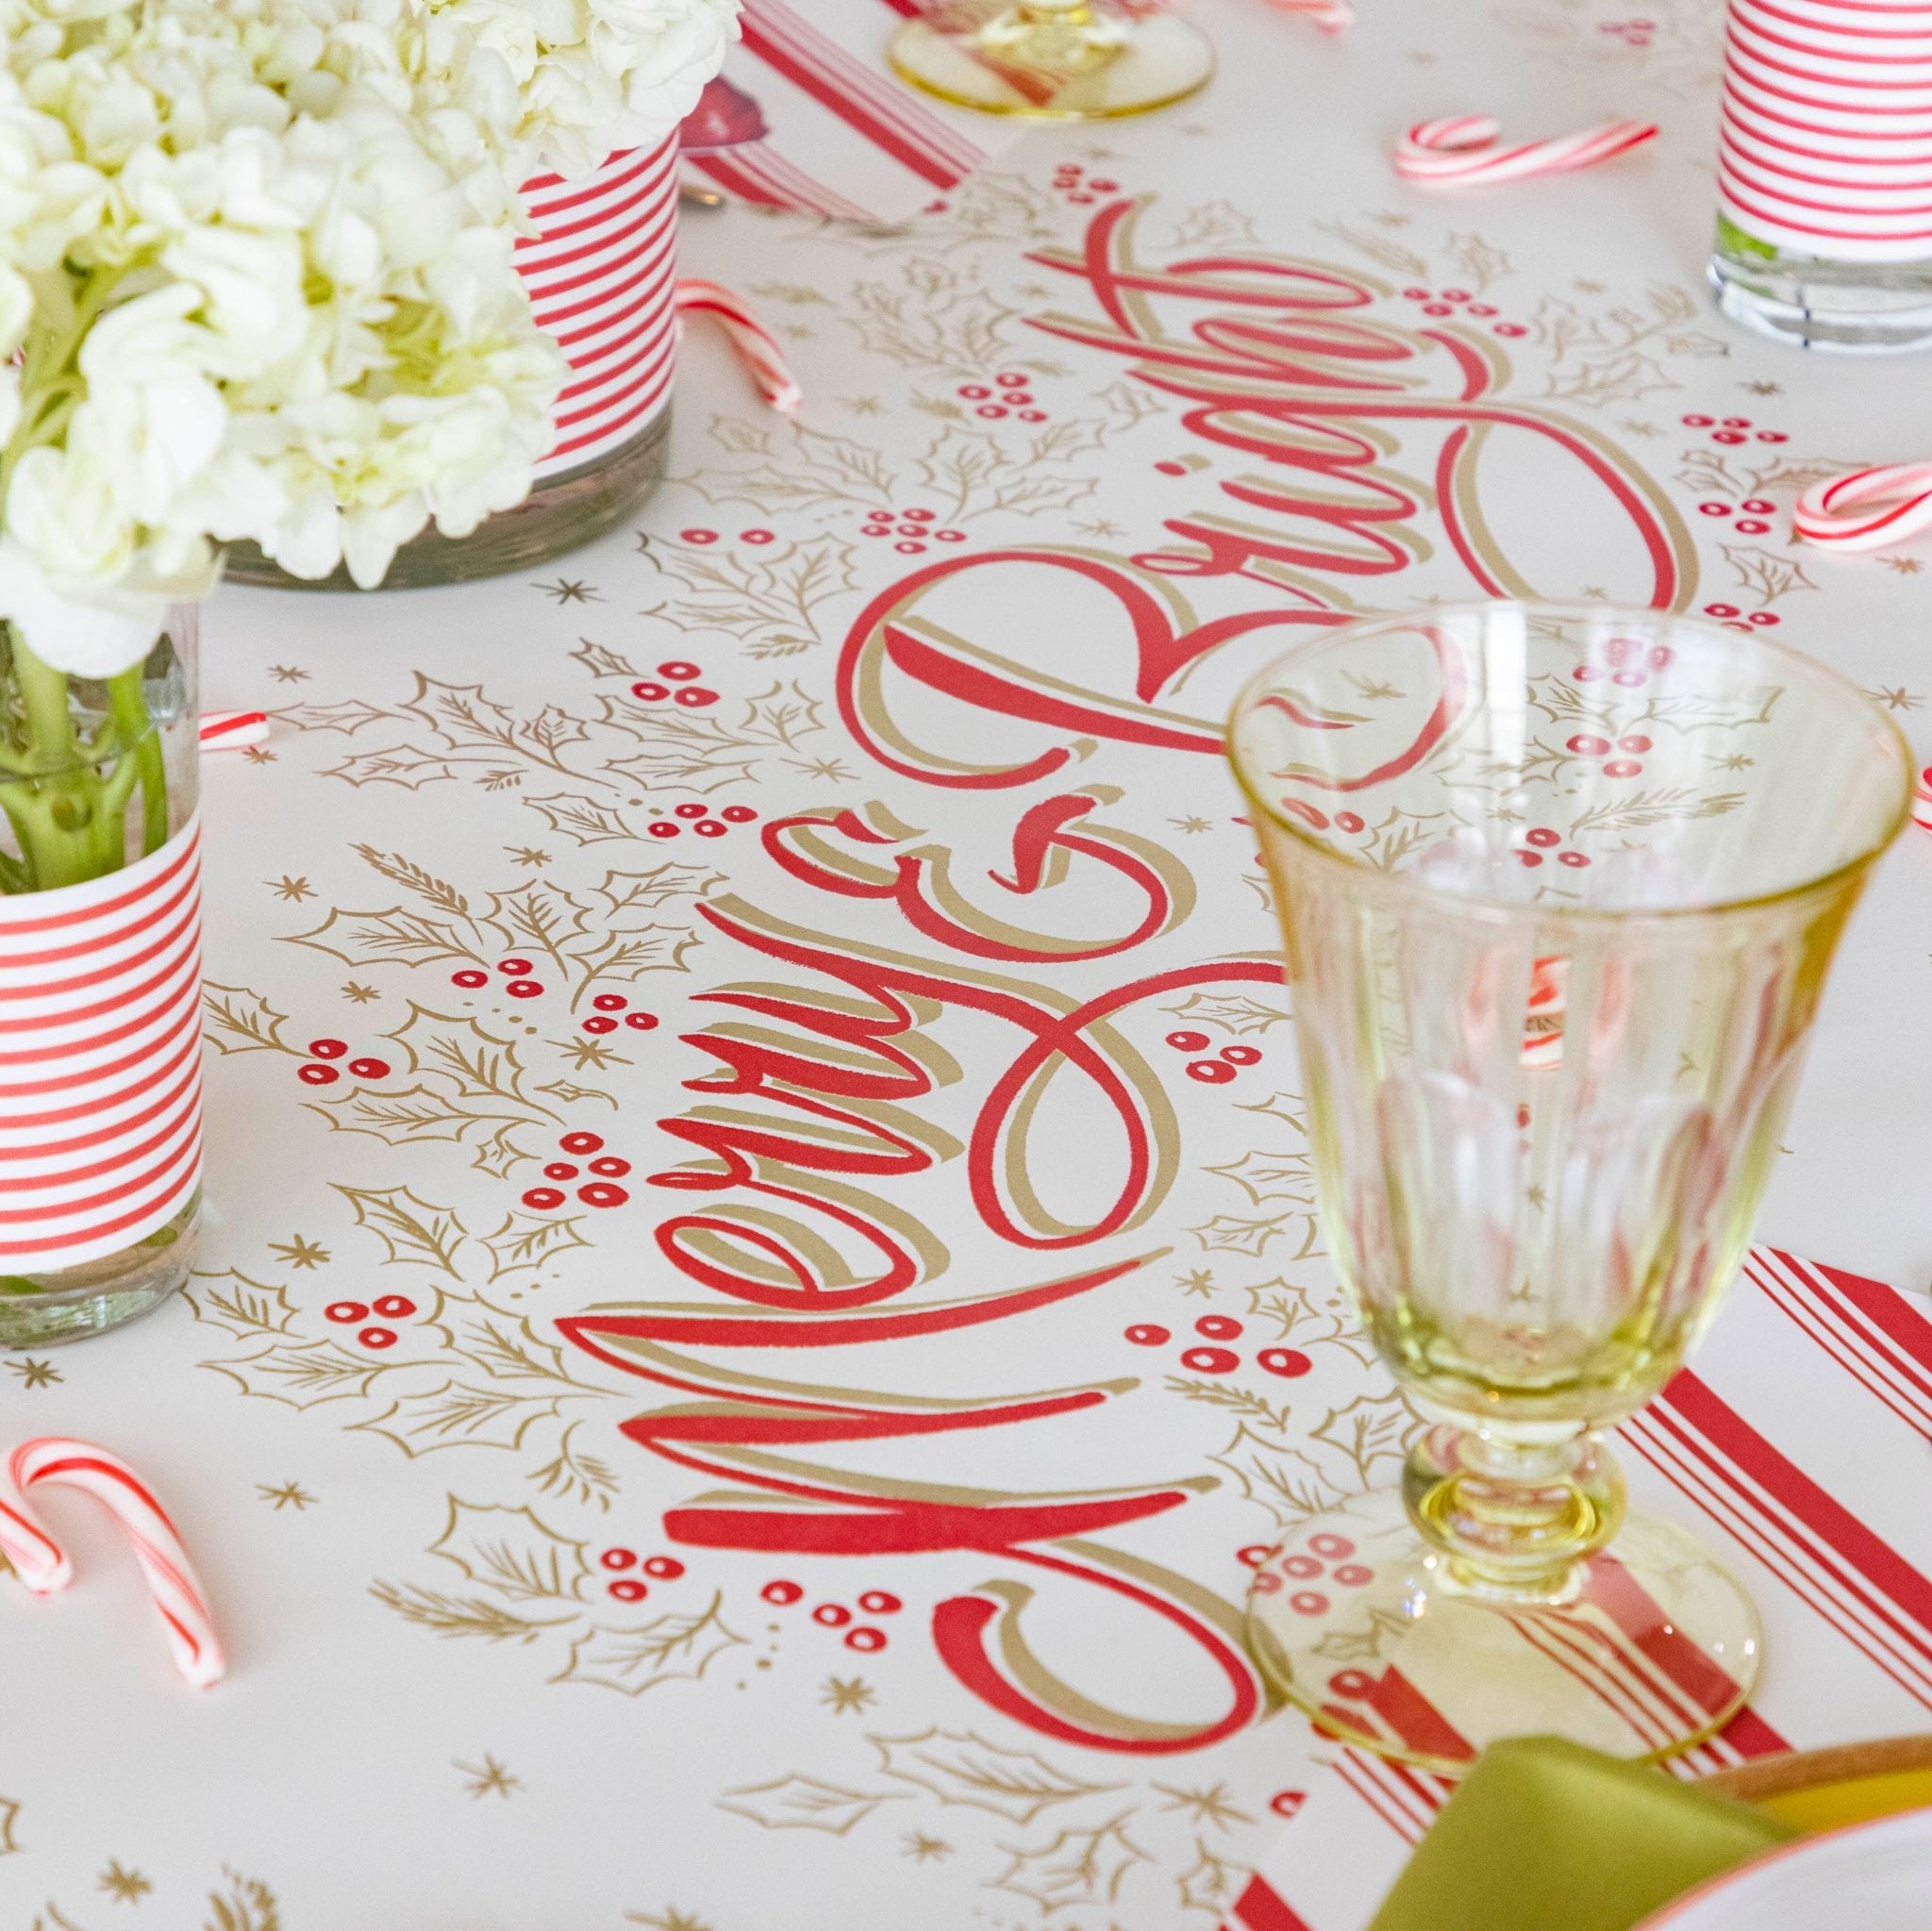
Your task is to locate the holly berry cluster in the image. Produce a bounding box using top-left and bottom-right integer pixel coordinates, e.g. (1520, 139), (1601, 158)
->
(324, 1292), (420, 1352)
(597, 1545), (686, 1604)
(1125, 1313), (1312, 1381)
(1164, 1027), (1262, 1087)
(521, 1131), (631, 1212)
(1399, 284), (1526, 340)
(1241, 1529), (1376, 1617)
(759, 1577), (901, 1653)
(296, 1038), (390, 1087)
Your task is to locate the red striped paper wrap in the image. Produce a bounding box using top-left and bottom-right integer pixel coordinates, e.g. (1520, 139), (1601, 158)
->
(0, 818), (205, 1271)
(1718, 0), (1932, 262)
(520, 137), (680, 480)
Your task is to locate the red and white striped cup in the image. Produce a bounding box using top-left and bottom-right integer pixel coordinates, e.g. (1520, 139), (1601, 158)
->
(1718, 0), (1932, 260)
(0, 821), (205, 1273)
(518, 136), (681, 478)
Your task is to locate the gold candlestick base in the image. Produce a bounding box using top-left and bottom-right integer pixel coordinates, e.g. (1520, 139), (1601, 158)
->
(888, 2), (1213, 120)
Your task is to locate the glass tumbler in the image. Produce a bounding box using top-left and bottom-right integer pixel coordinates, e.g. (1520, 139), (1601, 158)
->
(1228, 603), (1910, 1770)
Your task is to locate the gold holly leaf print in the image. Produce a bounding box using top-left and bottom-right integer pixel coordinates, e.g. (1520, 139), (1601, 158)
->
(869, 1728), (1125, 1824)
(1307, 1391), (1412, 1488)
(319, 744), (466, 789)
(203, 1868), (281, 1931)
(283, 904), (485, 974)
(1163, 990), (1291, 1036)
(210, 1340), (398, 1411)
(182, 1272), (301, 1341)
(990, 1810), (1151, 1913)
(1720, 542), (1818, 608)
(477, 1209), (594, 1282)
(1189, 1212), (1291, 1258)
(1208, 1427), (1353, 1530)
(426, 1497), (591, 1604)
(1175, 1837), (1240, 1914)
(1444, 229), (1511, 292)
(523, 792), (643, 845)
(202, 983), (296, 1056)
(556, 1591), (747, 1697)
(272, 698), (398, 735)
(333, 1183), (468, 1274)
(717, 1772), (901, 1836)
(569, 639), (642, 680)
(0, 1791), (18, 1854)
(351, 1381), (570, 1457)
(1202, 1147), (1316, 1208)
(1167, 200), (1260, 250)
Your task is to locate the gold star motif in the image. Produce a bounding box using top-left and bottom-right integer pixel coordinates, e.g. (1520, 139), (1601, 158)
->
(1574, 277), (1607, 294)
(903, 1833), (953, 1863)
(1176, 1267), (1217, 1299)
(8, 1357), (60, 1389)
(456, 1754), (521, 1799)
(1677, 1053), (1699, 1079)
(342, 981), (380, 1004)
(558, 1035), (626, 1072)
(537, 578), (601, 604)
(269, 1234), (330, 1270)
(1082, 144), (1123, 161)
(819, 1674), (876, 1715)
(1155, 1780), (1254, 1830)
(268, 664), (309, 684)
(257, 1481), (317, 1511)
(1873, 686), (1924, 709)
(1579, 586), (1609, 602)
(1622, 420), (1660, 438)
(1744, 379), (1783, 395)
(842, 396), (883, 416)
(269, 875), (312, 901)
(1712, 752), (1754, 771)
(507, 845), (552, 867)
(1073, 518), (1125, 538)
(1169, 815), (1213, 834)
(1369, 211), (1413, 228)
(98, 1861), (152, 1904)
(1882, 556), (1924, 574)
(786, 755), (857, 782)
(243, 744), (277, 764)
(1524, 1183), (1547, 1209)
(626, 1912), (711, 1931)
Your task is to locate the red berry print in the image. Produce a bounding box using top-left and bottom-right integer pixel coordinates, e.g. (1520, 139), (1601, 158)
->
(308, 1039), (347, 1059)
(845, 1626), (886, 1653)
(1335, 811), (1364, 833)
(583, 1017), (618, 1034)
(625, 1011), (658, 1031)
(348, 1057), (390, 1079)
(358, 1326), (397, 1350)
(498, 958), (533, 975)
(451, 969), (489, 988)
(601, 1547), (638, 1571)
(505, 980), (542, 999)
(1291, 1591), (1328, 1616)
(608, 1578), (649, 1603)
(632, 680), (669, 701)
(1220, 1044), (1261, 1066)
(695, 820), (726, 837)
(1189, 1059), (1236, 1084)
(1124, 1323), (1170, 1346)
(577, 1183), (628, 1209)
(1334, 1563), (1374, 1587)
(1567, 734), (1610, 756)
(858, 1590), (901, 1614)
(643, 1556), (685, 1580)
(722, 805), (758, 824)
(1272, 1791), (1307, 1820)
(674, 687), (718, 707)
(298, 1063), (339, 1085)
(1166, 1030), (1209, 1051)
(1180, 1346), (1240, 1373)
(1526, 827), (1559, 848)
(675, 803), (707, 820)
(544, 1162), (580, 1181)
(1309, 1533), (1355, 1558)
(679, 531), (716, 546)
(589, 1157), (631, 1177)
(325, 1301), (369, 1323)
(812, 1603), (851, 1627)
(560, 1132), (605, 1155)
(761, 1579), (803, 1606)
(1195, 1315), (1243, 1340)
(1279, 1553), (1321, 1578)
(521, 1187), (565, 1210)
(1258, 1347), (1313, 1378)
(592, 993), (628, 1011)
(373, 1294), (416, 1319)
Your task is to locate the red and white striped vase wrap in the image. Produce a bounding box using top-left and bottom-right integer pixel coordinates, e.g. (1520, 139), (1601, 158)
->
(1718, 0), (1932, 261)
(519, 136), (681, 480)
(0, 818), (205, 1273)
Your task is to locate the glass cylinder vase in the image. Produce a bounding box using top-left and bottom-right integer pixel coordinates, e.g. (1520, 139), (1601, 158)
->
(0, 606), (203, 1347)
(1708, 0), (1932, 353)
(224, 137), (680, 589)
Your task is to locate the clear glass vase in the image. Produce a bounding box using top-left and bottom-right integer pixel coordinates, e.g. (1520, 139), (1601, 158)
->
(224, 139), (680, 590)
(0, 605), (202, 1347)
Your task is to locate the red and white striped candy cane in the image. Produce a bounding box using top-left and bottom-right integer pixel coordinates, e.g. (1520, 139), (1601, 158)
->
(1793, 464), (1932, 555)
(675, 279), (803, 414)
(1263, 0), (1353, 34)
(1522, 955), (1569, 1071)
(10, 1439), (225, 1690)
(198, 711), (269, 751)
(1392, 114), (1658, 187)
(1914, 763), (1932, 838)
(0, 1483), (72, 1593)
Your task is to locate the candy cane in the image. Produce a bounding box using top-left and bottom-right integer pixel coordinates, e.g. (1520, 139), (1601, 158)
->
(0, 1486), (72, 1594)
(1262, 0), (1354, 34)
(1522, 955), (1568, 1071)
(10, 1439), (225, 1690)
(198, 710), (269, 750)
(675, 279), (803, 415)
(1392, 114), (1658, 187)
(1793, 464), (1932, 556)
(1914, 764), (1932, 838)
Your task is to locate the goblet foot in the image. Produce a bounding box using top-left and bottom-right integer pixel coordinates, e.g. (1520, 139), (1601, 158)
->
(887, 3), (1214, 120)
(1245, 1491), (1762, 1774)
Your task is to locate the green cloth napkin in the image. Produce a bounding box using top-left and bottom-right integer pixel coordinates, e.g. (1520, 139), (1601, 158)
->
(1367, 1738), (1797, 1931)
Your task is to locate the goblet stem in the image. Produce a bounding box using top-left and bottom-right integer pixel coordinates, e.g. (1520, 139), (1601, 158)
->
(979, 1), (1127, 72)
(1404, 1424), (1626, 1603)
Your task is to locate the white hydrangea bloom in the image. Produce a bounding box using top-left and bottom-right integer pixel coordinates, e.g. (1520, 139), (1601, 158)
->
(0, 0), (569, 657)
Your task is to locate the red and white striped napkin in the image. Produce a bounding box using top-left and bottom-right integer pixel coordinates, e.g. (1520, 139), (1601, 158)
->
(690, 0), (1023, 224)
